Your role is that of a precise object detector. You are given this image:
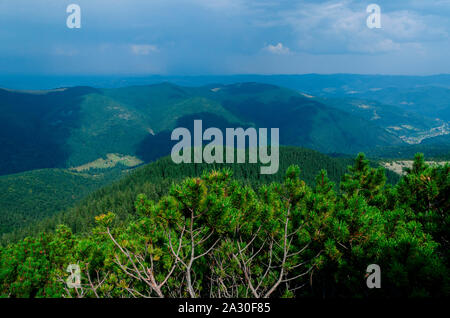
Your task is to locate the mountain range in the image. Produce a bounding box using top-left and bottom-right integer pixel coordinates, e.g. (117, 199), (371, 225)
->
(0, 75), (448, 243)
(0, 81), (429, 176)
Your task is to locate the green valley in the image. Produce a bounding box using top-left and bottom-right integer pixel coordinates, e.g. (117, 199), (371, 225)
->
(0, 82), (407, 176)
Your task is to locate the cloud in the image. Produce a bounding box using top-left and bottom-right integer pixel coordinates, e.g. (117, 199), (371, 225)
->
(0, 0), (449, 75)
(269, 0), (449, 55)
(192, 0), (244, 11)
(53, 46), (79, 57)
(130, 44), (159, 55)
(263, 43), (291, 55)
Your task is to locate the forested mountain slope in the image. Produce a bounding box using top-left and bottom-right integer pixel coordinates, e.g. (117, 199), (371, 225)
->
(0, 83), (404, 175)
(0, 167), (126, 237)
(1, 147), (375, 244)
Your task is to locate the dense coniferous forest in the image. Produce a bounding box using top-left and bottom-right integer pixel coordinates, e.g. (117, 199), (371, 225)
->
(0, 167), (127, 237)
(3, 147), (384, 244)
(0, 152), (447, 298)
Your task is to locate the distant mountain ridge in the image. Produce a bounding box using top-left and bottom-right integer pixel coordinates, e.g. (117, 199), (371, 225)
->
(5, 73), (444, 121)
(0, 82), (405, 176)
(2, 74), (450, 91)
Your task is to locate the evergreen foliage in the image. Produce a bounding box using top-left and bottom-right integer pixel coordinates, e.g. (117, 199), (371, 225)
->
(1, 147), (359, 244)
(0, 153), (447, 298)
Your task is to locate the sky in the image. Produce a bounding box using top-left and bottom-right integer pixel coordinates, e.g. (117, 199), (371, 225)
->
(0, 0), (449, 76)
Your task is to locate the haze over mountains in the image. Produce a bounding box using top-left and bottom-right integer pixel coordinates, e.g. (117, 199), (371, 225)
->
(2, 74), (450, 121)
(1, 76), (449, 177)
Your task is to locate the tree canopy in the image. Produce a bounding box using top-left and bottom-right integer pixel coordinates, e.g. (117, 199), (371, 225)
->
(0, 153), (448, 298)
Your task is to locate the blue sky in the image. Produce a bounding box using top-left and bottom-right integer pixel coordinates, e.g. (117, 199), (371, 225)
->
(0, 0), (449, 75)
